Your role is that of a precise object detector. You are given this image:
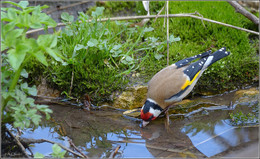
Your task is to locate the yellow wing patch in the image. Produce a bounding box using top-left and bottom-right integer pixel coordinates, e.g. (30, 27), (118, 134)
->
(181, 71), (201, 90)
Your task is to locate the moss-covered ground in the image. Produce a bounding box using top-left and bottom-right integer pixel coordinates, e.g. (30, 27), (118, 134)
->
(135, 1), (259, 93)
(26, 1), (259, 104)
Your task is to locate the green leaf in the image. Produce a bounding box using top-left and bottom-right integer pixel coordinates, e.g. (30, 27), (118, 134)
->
(45, 48), (63, 62)
(169, 35), (181, 43)
(52, 144), (62, 153)
(91, 7), (104, 17)
(34, 152), (45, 158)
(61, 12), (74, 22)
(21, 83), (37, 96)
(4, 29), (24, 47)
(1, 11), (9, 21)
(20, 13), (30, 27)
(31, 114), (41, 126)
(25, 119), (30, 128)
(37, 34), (57, 48)
(7, 44), (28, 70)
(28, 85), (37, 96)
(3, 21), (16, 35)
(87, 38), (98, 47)
(23, 7), (36, 14)
(7, 8), (17, 20)
(18, 1), (29, 9)
(33, 50), (48, 66)
(30, 22), (42, 29)
(74, 44), (85, 51)
(72, 44), (85, 58)
(154, 53), (164, 60)
(2, 1), (22, 8)
(126, 56), (133, 62)
(52, 144), (66, 158)
(45, 113), (51, 120)
(1, 42), (8, 51)
(40, 5), (49, 10)
(25, 38), (38, 51)
(112, 44), (122, 50)
(13, 121), (22, 129)
(144, 27), (154, 32)
(21, 69), (28, 78)
(41, 17), (57, 27)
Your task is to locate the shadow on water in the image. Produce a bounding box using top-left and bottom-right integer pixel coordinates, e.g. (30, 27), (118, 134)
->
(17, 88), (259, 158)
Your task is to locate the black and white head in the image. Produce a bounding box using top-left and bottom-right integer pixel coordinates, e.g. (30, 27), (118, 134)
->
(140, 98), (163, 127)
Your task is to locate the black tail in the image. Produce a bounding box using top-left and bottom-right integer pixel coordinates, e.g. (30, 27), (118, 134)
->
(204, 47), (230, 68)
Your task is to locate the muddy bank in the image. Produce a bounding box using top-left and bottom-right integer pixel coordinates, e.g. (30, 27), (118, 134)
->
(2, 87), (259, 158)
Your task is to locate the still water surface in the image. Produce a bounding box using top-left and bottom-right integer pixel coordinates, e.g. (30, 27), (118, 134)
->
(20, 88), (258, 158)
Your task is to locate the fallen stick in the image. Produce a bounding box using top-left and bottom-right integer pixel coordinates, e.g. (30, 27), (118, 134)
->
(6, 128), (30, 158)
(68, 138), (88, 158)
(20, 138), (85, 158)
(26, 13), (259, 35)
(166, 1), (169, 66)
(109, 145), (121, 158)
(69, 70), (74, 96)
(154, 3), (166, 23)
(228, 1), (259, 25)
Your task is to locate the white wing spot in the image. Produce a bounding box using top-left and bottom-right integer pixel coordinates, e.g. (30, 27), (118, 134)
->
(225, 51), (228, 54)
(201, 61), (204, 64)
(180, 63), (183, 66)
(192, 66), (194, 68)
(199, 63), (202, 66)
(195, 55), (197, 57)
(186, 60), (188, 62)
(187, 70), (189, 72)
(204, 58), (206, 60)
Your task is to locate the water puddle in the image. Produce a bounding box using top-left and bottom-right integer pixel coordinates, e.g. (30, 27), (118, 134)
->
(12, 88), (259, 158)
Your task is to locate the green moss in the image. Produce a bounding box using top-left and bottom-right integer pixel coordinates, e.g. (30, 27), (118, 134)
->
(25, 1), (259, 104)
(135, 1), (259, 94)
(87, 1), (136, 17)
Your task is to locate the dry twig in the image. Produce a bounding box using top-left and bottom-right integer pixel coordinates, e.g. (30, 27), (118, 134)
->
(166, 1), (169, 66)
(109, 145), (121, 158)
(154, 3), (166, 23)
(194, 11), (205, 27)
(20, 138), (85, 158)
(83, 94), (91, 111)
(6, 129), (30, 158)
(69, 70), (74, 96)
(26, 13), (259, 35)
(228, 1), (259, 25)
(68, 138), (88, 158)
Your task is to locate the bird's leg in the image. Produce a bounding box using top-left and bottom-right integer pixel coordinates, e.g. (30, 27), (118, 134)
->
(164, 107), (171, 132)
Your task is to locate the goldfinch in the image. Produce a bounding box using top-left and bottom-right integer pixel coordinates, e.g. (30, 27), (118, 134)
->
(141, 47), (230, 127)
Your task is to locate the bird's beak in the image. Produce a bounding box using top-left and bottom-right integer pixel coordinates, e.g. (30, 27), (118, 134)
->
(142, 120), (150, 127)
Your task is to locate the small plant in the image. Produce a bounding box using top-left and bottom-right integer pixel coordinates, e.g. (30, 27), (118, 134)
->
(229, 111), (257, 126)
(34, 144), (66, 158)
(1, 1), (65, 129)
(45, 7), (174, 103)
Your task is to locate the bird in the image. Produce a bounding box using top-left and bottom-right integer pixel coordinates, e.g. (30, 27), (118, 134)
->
(140, 47), (230, 127)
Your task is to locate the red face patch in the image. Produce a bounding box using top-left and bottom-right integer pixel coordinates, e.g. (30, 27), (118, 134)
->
(140, 109), (156, 121)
